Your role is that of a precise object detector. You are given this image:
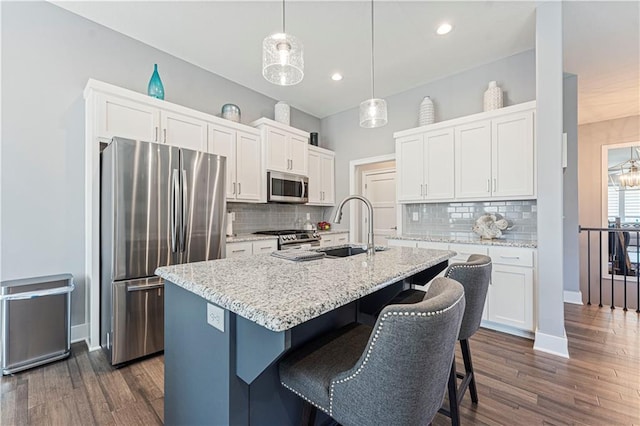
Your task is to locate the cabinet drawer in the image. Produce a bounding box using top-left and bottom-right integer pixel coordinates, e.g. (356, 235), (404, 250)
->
(253, 240), (278, 253)
(335, 233), (349, 244)
(488, 247), (534, 267)
(449, 244), (489, 262)
(226, 242), (253, 258)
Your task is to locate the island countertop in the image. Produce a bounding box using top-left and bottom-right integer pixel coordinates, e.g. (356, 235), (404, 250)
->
(155, 247), (454, 332)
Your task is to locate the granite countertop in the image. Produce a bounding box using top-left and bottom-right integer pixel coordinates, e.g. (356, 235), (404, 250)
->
(155, 247), (455, 332)
(317, 229), (350, 235)
(226, 234), (278, 243)
(391, 234), (537, 249)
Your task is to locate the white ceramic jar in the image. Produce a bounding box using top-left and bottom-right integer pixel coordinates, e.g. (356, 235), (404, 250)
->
(419, 96), (435, 126)
(274, 101), (291, 125)
(483, 81), (503, 111)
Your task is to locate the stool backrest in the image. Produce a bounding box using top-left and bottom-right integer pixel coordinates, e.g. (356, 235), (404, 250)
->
(329, 277), (465, 426)
(445, 254), (492, 341)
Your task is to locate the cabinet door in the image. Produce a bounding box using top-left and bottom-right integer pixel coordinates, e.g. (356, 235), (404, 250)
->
(235, 131), (262, 202)
(320, 154), (335, 205)
(96, 94), (159, 141)
(396, 135), (425, 202)
(307, 152), (322, 204)
(265, 128), (289, 172)
(455, 121), (491, 199)
(289, 135), (309, 175)
(209, 125), (236, 199)
(424, 128), (455, 201)
(488, 264), (534, 331)
(226, 241), (253, 258)
(160, 111), (207, 152)
(491, 111), (535, 198)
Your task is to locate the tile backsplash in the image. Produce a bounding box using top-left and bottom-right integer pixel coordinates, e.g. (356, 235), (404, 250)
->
(227, 203), (331, 234)
(403, 200), (537, 241)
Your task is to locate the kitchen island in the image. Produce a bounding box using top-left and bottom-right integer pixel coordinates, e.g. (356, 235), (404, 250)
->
(155, 246), (455, 425)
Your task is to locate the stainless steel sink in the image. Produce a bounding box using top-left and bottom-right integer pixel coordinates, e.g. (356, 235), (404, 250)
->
(316, 245), (367, 258)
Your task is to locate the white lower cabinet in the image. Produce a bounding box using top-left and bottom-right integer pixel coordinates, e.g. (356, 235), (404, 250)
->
(320, 232), (349, 248)
(226, 240), (278, 259)
(387, 239), (536, 336)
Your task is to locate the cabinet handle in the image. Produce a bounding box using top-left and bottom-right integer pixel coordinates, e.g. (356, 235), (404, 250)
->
(233, 182), (236, 195)
(424, 183), (428, 197)
(420, 184), (424, 196)
(163, 128), (167, 143)
(486, 179), (490, 192)
(499, 255), (520, 259)
(238, 182), (242, 195)
(259, 246), (271, 250)
(493, 178), (497, 192)
(232, 249), (246, 253)
(155, 126), (159, 142)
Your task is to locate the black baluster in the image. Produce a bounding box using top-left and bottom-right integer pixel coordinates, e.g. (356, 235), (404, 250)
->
(599, 231), (603, 308)
(587, 230), (591, 305)
(611, 231), (616, 310)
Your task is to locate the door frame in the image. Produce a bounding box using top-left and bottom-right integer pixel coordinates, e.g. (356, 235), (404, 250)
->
(349, 154), (396, 243)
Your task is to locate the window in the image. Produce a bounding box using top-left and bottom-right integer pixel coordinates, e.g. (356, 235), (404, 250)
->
(608, 187), (640, 223)
(608, 186), (619, 219)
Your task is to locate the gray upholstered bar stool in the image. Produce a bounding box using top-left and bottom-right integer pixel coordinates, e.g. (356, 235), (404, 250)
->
(279, 277), (466, 426)
(390, 254), (492, 426)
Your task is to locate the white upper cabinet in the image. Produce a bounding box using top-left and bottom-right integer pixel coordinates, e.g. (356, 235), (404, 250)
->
(208, 125), (262, 203)
(252, 118), (310, 176)
(455, 121), (492, 199)
(95, 93), (159, 142)
(160, 110), (207, 151)
(397, 128), (454, 203)
(395, 101), (536, 203)
(308, 146), (335, 206)
(491, 111), (535, 198)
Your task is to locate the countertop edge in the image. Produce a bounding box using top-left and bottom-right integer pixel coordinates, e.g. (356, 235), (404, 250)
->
(390, 235), (537, 249)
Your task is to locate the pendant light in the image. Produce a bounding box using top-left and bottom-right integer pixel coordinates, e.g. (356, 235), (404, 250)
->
(262, 0), (304, 86)
(359, 0), (387, 128)
(618, 147), (640, 188)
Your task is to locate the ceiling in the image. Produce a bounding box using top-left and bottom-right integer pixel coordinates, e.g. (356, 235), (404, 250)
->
(52, 1), (638, 124)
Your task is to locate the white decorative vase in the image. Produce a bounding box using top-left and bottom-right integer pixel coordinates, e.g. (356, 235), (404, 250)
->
(419, 96), (435, 126)
(483, 81), (503, 111)
(274, 101), (290, 125)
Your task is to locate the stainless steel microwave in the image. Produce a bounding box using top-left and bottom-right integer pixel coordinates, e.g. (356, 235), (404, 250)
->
(268, 171), (308, 203)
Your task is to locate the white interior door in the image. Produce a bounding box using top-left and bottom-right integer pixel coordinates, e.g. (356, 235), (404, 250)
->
(363, 170), (397, 246)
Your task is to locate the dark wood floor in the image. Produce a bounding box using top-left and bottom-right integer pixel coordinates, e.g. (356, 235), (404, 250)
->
(1, 303), (639, 425)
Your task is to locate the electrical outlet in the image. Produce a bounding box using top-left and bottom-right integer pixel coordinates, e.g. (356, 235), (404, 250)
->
(412, 212), (419, 221)
(231, 212), (236, 221)
(207, 303), (225, 332)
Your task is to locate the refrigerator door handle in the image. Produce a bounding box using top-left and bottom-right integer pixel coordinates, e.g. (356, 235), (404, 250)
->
(180, 169), (188, 252)
(171, 168), (179, 253)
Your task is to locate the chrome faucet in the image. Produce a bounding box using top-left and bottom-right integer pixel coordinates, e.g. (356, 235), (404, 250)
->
(332, 195), (375, 256)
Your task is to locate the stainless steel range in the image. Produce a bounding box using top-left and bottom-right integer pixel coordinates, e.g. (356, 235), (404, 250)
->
(253, 230), (320, 250)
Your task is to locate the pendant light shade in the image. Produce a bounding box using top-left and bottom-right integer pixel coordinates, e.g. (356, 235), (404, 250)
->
(262, 0), (304, 86)
(359, 98), (388, 128)
(360, 0), (387, 128)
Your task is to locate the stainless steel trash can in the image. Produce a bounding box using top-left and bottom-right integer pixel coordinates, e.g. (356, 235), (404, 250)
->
(1, 274), (74, 375)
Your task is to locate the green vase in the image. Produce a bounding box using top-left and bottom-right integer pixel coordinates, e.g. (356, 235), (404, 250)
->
(147, 64), (164, 100)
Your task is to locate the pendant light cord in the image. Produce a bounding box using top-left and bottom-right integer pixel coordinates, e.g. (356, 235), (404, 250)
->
(282, 0), (286, 33)
(370, 0), (375, 99)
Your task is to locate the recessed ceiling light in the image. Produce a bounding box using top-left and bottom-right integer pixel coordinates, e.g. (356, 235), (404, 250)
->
(436, 23), (452, 35)
(331, 73), (343, 81)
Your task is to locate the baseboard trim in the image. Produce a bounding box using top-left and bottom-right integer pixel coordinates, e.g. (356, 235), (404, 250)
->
(480, 320), (534, 340)
(533, 329), (569, 358)
(563, 290), (583, 305)
(71, 323), (88, 343)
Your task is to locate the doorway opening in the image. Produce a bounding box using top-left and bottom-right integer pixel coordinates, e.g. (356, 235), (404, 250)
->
(348, 154), (396, 245)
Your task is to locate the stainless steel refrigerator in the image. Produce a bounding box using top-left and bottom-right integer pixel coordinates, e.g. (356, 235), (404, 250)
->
(101, 137), (226, 365)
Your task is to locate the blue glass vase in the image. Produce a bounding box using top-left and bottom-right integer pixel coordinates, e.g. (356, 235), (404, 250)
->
(147, 64), (164, 100)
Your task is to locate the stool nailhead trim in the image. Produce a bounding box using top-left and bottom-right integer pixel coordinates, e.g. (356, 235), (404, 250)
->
(280, 382), (330, 414)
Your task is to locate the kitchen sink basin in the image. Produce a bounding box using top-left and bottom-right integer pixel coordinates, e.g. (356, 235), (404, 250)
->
(316, 245), (368, 258)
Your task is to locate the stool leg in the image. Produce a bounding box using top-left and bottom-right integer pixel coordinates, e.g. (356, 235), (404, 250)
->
(460, 339), (478, 404)
(447, 359), (460, 426)
(301, 401), (317, 426)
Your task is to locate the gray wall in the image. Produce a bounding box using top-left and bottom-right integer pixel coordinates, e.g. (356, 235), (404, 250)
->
(321, 49), (536, 230)
(563, 74), (580, 297)
(0, 2), (320, 327)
